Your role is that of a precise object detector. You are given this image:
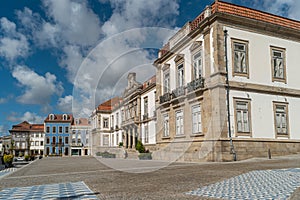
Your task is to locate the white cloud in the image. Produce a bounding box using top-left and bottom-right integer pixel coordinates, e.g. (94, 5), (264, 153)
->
(57, 95), (73, 113)
(12, 65), (63, 105)
(0, 17), (29, 61)
(102, 0), (179, 36)
(7, 111), (44, 124)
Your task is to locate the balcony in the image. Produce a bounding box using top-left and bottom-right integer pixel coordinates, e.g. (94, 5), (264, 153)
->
(187, 77), (205, 93)
(171, 86), (185, 99)
(159, 93), (171, 104)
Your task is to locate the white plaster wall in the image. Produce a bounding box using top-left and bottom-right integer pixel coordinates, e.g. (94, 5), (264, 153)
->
(164, 35), (204, 92)
(141, 87), (156, 144)
(225, 26), (300, 89)
(230, 91), (300, 139)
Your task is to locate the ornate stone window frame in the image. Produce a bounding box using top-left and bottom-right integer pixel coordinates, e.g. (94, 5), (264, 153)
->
(233, 97), (252, 137)
(270, 46), (287, 84)
(174, 54), (185, 88)
(231, 38), (249, 78)
(273, 101), (290, 138)
(190, 41), (203, 80)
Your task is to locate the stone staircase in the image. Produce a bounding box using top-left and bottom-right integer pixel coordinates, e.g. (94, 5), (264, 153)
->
(125, 148), (139, 159)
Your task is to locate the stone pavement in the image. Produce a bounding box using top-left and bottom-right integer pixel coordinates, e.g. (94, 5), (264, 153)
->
(0, 168), (17, 179)
(187, 168), (300, 199)
(0, 181), (98, 200)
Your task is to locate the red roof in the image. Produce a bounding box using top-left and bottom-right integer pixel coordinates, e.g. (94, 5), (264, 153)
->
(142, 75), (156, 90)
(44, 114), (73, 123)
(9, 121), (44, 132)
(97, 97), (122, 111)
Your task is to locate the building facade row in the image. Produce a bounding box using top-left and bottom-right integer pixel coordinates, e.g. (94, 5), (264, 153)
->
(91, 0), (300, 161)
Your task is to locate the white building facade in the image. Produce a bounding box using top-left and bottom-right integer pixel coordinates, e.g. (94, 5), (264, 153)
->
(154, 1), (300, 161)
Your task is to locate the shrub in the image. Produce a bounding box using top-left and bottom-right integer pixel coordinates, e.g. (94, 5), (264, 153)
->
(135, 140), (145, 153)
(3, 154), (14, 167)
(24, 155), (30, 161)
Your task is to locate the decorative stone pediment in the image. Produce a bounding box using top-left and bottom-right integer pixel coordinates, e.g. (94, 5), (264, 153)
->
(190, 41), (202, 52)
(174, 54), (184, 62)
(123, 72), (142, 97)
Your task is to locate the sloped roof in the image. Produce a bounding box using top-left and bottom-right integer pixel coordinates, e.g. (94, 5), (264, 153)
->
(97, 97), (122, 112)
(44, 114), (73, 123)
(9, 121), (44, 132)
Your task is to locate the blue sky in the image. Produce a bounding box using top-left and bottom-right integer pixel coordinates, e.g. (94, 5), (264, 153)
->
(0, 0), (299, 136)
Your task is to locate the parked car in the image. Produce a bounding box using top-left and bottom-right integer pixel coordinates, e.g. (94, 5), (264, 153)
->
(15, 157), (24, 161)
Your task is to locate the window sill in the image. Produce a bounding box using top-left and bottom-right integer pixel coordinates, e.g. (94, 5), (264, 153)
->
(162, 136), (170, 140)
(190, 133), (204, 137)
(174, 135), (186, 139)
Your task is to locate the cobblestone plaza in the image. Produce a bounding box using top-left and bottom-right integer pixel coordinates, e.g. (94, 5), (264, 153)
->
(0, 156), (299, 199)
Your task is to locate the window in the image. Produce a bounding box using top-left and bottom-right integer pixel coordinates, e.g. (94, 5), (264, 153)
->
(65, 137), (69, 144)
(192, 105), (202, 134)
(232, 40), (249, 77)
(63, 114), (68, 120)
(274, 103), (289, 136)
(163, 70), (170, 94)
(175, 110), (184, 136)
(177, 64), (184, 88)
(52, 126), (56, 133)
(111, 115), (114, 128)
(40, 141), (44, 146)
(234, 99), (251, 134)
(59, 126), (62, 133)
(103, 118), (109, 128)
(65, 126), (69, 133)
(271, 47), (286, 82)
(52, 136), (56, 144)
(46, 137), (50, 144)
(144, 97), (148, 116)
(49, 114), (55, 120)
(116, 113), (119, 126)
(145, 124), (149, 143)
(163, 114), (169, 137)
(103, 135), (109, 146)
(192, 51), (202, 79)
(35, 141), (39, 146)
(31, 141), (34, 146)
(59, 137), (63, 144)
(46, 126), (50, 133)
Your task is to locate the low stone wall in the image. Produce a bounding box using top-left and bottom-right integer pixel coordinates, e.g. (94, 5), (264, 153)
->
(152, 139), (300, 162)
(92, 147), (125, 158)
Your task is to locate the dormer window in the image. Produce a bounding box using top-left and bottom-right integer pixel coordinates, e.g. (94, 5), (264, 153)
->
(49, 114), (55, 120)
(63, 114), (68, 120)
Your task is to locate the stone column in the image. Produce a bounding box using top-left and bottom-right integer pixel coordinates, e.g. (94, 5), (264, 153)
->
(132, 127), (136, 148)
(124, 130), (128, 148)
(128, 128), (132, 148)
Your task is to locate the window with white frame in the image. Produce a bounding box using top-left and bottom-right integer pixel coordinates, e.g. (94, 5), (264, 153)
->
(235, 100), (251, 134)
(192, 105), (202, 134)
(145, 124), (149, 143)
(52, 126), (56, 133)
(192, 51), (202, 79)
(144, 97), (148, 116)
(177, 64), (184, 88)
(163, 70), (170, 94)
(274, 103), (288, 135)
(271, 47), (286, 81)
(233, 40), (248, 76)
(103, 118), (109, 128)
(175, 110), (184, 135)
(65, 126), (69, 133)
(59, 126), (62, 133)
(163, 114), (169, 137)
(116, 113), (119, 126)
(46, 126), (50, 133)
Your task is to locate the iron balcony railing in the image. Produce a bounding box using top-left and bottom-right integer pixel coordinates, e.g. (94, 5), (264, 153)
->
(171, 86), (185, 99)
(187, 77), (205, 93)
(159, 92), (171, 104)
